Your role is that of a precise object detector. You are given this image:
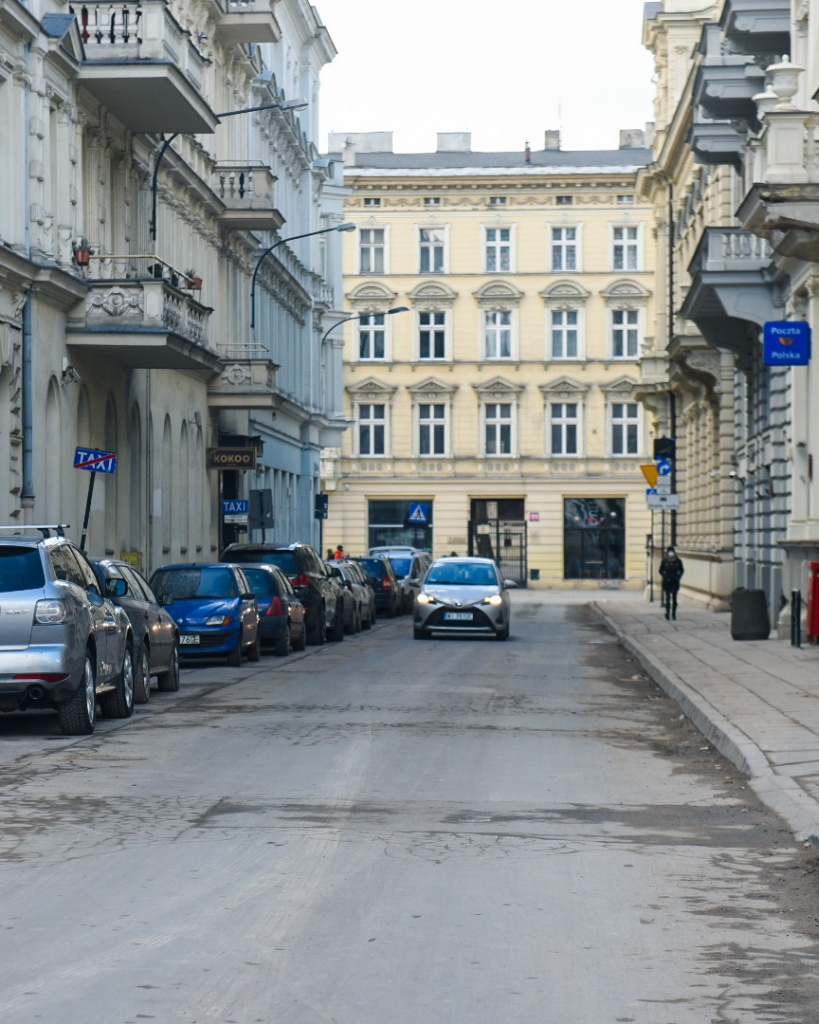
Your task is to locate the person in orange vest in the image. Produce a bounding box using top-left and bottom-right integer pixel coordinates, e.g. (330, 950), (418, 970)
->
(333, 544), (344, 560)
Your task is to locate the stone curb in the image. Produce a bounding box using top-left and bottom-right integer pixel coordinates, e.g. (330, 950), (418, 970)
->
(590, 602), (819, 856)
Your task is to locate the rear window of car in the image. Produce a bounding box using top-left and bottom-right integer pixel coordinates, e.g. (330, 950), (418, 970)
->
(389, 557), (411, 577)
(357, 558), (387, 577)
(0, 546), (45, 592)
(243, 568), (276, 597)
(231, 551), (297, 575)
(151, 567), (236, 600)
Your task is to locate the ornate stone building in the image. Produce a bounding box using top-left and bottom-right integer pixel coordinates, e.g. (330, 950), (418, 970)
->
(321, 130), (658, 587)
(0, 0), (346, 569)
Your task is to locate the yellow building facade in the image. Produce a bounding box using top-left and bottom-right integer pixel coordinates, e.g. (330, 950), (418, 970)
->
(322, 132), (658, 587)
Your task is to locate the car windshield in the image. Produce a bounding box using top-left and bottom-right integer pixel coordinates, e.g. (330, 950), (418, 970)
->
(0, 547), (45, 592)
(151, 567), (236, 600)
(243, 568), (275, 597)
(389, 557), (411, 578)
(425, 563), (497, 586)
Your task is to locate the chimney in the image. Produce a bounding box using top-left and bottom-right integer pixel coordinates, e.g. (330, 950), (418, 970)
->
(619, 129), (646, 149)
(436, 132), (472, 152)
(544, 130), (561, 151)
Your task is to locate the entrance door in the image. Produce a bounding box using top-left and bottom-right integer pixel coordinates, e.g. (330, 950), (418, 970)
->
(468, 499), (527, 586)
(563, 497), (625, 580)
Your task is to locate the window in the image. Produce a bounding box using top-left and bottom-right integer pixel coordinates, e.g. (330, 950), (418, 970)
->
(611, 402), (640, 455)
(489, 196), (507, 206)
(613, 226), (640, 270)
(418, 311), (446, 360)
(556, 195), (573, 205)
(484, 402), (513, 455)
(363, 197), (381, 207)
(550, 309), (579, 359)
(418, 403), (447, 456)
(359, 229), (385, 274)
(551, 226), (577, 271)
(617, 195), (635, 205)
(419, 228), (445, 273)
(424, 197), (440, 207)
(484, 310), (512, 359)
(358, 314), (386, 360)
(358, 403), (386, 455)
(612, 309), (640, 358)
(485, 227), (511, 272)
(550, 402), (579, 456)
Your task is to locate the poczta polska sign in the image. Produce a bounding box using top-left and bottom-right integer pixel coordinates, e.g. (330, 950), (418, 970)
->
(74, 447), (118, 552)
(763, 321), (811, 366)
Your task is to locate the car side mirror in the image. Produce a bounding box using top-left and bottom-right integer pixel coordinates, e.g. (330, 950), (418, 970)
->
(502, 579), (518, 589)
(107, 578), (127, 598)
(160, 593), (174, 606)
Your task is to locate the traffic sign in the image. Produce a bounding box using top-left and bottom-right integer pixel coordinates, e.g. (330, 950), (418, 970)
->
(647, 493), (681, 510)
(407, 503), (429, 524)
(74, 447), (117, 474)
(640, 464), (659, 487)
(222, 499), (248, 524)
(656, 458), (673, 476)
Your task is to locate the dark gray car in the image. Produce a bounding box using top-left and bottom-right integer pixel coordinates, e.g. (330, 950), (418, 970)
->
(0, 525), (134, 734)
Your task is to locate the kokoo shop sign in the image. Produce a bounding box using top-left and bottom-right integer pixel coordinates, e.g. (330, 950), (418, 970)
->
(763, 321), (811, 366)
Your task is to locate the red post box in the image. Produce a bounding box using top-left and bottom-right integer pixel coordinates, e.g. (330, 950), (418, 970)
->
(807, 562), (819, 642)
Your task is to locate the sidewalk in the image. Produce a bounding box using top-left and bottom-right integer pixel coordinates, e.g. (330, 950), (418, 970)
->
(590, 594), (819, 854)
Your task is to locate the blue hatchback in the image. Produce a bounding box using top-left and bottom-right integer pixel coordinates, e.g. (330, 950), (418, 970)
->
(150, 563), (261, 667)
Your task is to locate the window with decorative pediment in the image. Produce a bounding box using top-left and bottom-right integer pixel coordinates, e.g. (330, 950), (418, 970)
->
(408, 378), (457, 458)
(348, 379), (396, 456)
(541, 378), (589, 457)
(541, 281), (589, 361)
(474, 282), (523, 362)
(474, 378), (523, 457)
(601, 280), (650, 361)
(407, 282), (457, 362)
(346, 283), (402, 362)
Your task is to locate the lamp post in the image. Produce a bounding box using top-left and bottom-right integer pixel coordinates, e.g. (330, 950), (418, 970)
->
(319, 306), (410, 348)
(250, 222), (356, 330)
(149, 98), (308, 242)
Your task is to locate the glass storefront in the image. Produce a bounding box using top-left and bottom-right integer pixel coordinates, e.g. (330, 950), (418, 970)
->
(368, 500), (433, 552)
(563, 498), (625, 580)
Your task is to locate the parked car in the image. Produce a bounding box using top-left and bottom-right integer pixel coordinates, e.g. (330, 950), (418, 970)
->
(352, 555), (403, 618)
(241, 563), (307, 656)
(150, 563), (261, 667)
(0, 525), (134, 734)
(385, 550), (432, 613)
(90, 558), (180, 703)
(221, 543), (344, 646)
(413, 556), (517, 640)
(326, 559), (374, 632)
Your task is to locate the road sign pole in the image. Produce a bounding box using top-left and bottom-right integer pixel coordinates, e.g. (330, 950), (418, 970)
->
(79, 472), (96, 554)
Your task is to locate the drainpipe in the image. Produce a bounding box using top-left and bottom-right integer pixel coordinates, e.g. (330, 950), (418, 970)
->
(668, 181), (677, 549)
(21, 41), (34, 523)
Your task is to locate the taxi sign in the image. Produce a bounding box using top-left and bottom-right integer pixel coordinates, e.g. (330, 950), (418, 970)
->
(74, 447), (117, 474)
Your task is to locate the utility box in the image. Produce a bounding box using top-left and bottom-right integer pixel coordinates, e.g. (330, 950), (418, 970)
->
(806, 562), (819, 642)
(730, 588), (770, 641)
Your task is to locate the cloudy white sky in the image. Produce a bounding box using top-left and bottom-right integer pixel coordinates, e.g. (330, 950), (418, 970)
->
(316, 0), (656, 154)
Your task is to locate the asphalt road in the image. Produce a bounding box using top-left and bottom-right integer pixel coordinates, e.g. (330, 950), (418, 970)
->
(1, 592), (819, 1024)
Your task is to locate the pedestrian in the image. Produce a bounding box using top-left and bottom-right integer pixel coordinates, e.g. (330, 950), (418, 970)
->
(326, 548), (334, 560)
(659, 547), (684, 620)
(333, 543), (344, 560)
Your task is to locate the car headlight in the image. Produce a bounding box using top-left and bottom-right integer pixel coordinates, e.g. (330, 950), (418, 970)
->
(205, 614), (232, 626)
(482, 594), (503, 606)
(416, 593), (437, 605)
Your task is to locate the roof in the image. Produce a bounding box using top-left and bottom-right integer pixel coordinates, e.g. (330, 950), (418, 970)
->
(344, 149), (652, 174)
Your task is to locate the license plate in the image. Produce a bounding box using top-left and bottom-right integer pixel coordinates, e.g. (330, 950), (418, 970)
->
(444, 612), (473, 621)
(180, 634), (200, 645)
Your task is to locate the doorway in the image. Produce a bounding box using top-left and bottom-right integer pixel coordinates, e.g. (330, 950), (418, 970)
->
(468, 498), (527, 585)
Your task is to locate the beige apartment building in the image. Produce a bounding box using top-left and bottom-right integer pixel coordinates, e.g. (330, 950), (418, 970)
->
(321, 131), (658, 587)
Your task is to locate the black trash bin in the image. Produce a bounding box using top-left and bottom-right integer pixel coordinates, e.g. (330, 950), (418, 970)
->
(730, 588), (770, 640)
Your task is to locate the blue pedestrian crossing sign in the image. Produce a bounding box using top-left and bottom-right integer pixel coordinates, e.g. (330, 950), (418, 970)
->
(407, 502), (429, 524)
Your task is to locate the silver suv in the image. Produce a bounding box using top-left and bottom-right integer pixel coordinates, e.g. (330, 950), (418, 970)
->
(0, 525), (134, 735)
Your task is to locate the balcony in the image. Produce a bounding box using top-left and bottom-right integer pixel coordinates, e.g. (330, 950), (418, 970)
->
(66, 256), (221, 372)
(214, 0), (281, 44)
(688, 113), (748, 168)
(681, 227), (781, 351)
(720, 0), (790, 56)
(213, 162), (285, 233)
(693, 25), (765, 121)
(72, 1), (216, 133)
(738, 113), (819, 261)
(208, 355), (280, 410)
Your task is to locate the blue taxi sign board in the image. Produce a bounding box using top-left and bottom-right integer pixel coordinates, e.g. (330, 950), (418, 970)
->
(74, 447), (117, 474)
(763, 321), (811, 366)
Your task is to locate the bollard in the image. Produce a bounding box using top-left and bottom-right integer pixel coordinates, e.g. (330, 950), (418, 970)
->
(792, 589), (802, 648)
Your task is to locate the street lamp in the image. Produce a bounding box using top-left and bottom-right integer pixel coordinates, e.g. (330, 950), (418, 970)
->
(319, 306), (410, 348)
(149, 98), (308, 241)
(250, 222), (357, 330)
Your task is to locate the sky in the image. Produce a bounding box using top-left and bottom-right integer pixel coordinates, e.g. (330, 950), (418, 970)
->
(315, 0), (656, 155)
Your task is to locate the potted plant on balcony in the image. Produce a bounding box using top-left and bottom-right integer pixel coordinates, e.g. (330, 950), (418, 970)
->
(73, 237), (94, 267)
(184, 269), (203, 290)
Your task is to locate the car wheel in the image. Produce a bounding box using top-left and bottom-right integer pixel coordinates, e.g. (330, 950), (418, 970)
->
(307, 605), (326, 646)
(158, 642), (180, 692)
(328, 604), (345, 642)
(496, 624), (510, 641)
(58, 651), (97, 735)
(227, 637), (242, 667)
(293, 619), (307, 651)
(274, 624), (291, 657)
(100, 645), (135, 719)
(247, 629), (261, 662)
(133, 641), (152, 704)
(362, 606), (372, 630)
